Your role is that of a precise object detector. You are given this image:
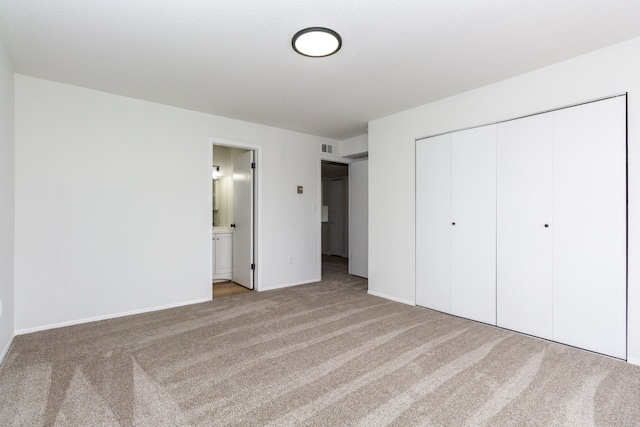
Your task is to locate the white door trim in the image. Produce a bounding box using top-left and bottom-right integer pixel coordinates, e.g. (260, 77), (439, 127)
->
(210, 138), (262, 292)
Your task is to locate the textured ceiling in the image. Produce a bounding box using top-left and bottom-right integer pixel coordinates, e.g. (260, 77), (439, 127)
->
(1, 1), (640, 140)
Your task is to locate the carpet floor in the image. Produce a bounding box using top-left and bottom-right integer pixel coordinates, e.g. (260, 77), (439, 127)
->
(1, 260), (639, 426)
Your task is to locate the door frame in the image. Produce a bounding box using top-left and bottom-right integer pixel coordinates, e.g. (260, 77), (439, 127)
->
(210, 138), (262, 292)
(318, 156), (353, 278)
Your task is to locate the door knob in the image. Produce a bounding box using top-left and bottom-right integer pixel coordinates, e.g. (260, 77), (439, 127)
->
(544, 224), (549, 228)
(230, 224), (236, 228)
(452, 222), (456, 225)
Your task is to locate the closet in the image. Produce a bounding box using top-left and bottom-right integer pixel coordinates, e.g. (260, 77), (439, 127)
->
(496, 112), (553, 340)
(416, 126), (496, 325)
(416, 95), (627, 359)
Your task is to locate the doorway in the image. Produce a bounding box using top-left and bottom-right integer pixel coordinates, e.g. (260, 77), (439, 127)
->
(321, 161), (349, 276)
(212, 141), (258, 292)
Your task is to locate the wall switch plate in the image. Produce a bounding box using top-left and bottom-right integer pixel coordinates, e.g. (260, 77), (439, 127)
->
(297, 186), (303, 194)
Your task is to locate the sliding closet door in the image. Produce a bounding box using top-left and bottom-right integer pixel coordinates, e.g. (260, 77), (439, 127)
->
(451, 126), (497, 325)
(416, 134), (452, 313)
(553, 96), (626, 359)
(496, 113), (553, 339)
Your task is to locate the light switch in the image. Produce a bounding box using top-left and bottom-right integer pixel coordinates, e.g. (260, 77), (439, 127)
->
(297, 186), (303, 194)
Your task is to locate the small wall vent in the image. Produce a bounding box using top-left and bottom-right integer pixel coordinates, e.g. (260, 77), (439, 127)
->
(321, 144), (334, 154)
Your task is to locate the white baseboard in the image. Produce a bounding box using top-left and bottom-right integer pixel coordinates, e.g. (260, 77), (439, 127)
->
(14, 297), (211, 336)
(258, 277), (321, 292)
(0, 334), (15, 368)
(628, 356), (640, 366)
(368, 290), (415, 306)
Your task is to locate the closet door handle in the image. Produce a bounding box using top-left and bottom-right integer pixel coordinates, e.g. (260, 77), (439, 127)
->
(544, 224), (549, 228)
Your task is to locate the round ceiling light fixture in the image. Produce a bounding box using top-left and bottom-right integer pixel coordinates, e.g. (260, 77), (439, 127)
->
(292, 27), (342, 57)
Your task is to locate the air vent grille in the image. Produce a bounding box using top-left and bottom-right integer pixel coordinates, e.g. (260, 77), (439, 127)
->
(321, 144), (334, 154)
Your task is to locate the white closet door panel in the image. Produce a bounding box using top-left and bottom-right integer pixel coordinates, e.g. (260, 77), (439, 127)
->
(416, 134), (452, 312)
(496, 113), (553, 339)
(553, 96), (626, 359)
(451, 125), (497, 325)
(349, 160), (368, 278)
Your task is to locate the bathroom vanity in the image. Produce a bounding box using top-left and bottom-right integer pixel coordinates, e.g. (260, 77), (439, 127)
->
(212, 227), (233, 281)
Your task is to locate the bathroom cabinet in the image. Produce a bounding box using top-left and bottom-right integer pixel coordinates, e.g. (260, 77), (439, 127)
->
(212, 231), (233, 281)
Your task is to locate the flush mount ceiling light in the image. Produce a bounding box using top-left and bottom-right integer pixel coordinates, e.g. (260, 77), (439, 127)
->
(292, 27), (342, 57)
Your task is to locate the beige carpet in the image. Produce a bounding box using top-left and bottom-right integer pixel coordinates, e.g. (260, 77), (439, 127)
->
(1, 258), (639, 426)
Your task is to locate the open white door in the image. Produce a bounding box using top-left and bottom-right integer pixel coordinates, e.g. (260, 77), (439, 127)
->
(232, 150), (254, 289)
(349, 159), (368, 278)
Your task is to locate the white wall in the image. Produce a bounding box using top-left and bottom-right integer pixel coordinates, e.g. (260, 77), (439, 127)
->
(0, 40), (15, 361)
(14, 75), (340, 332)
(341, 134), (368, 158)
(368, 36), (640, 364)
(212, 145), (246, 228)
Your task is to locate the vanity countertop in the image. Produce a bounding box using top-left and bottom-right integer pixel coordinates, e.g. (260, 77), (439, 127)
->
(212, 226), (233, 233)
